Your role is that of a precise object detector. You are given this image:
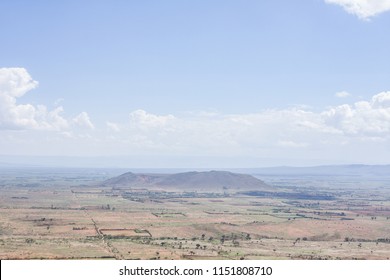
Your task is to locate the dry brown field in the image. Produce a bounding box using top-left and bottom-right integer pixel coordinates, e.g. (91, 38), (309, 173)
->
(0, 169), (389, 260)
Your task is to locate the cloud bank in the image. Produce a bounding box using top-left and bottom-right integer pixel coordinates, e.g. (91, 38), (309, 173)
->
(1, 67), (390, 164)
(325, 0), (390, 20)
(115, 91), (390, 156)
(0, 67), (93, 131)
(73, 112), (95, 129)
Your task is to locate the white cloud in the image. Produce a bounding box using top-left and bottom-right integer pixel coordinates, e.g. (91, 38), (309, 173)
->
(0, 68), (95, 132)
(325, 0), (390, 20)
(115, 108), (315, 155)
(0, 68), (69, 130)
(371, 91), (390, 108)
(129, 109), (175, 129)
(72, 112), (94, 129)
(47, 106), (69, 130)
(0, 67), (38, 98)
(322, 92), (390, 136)
(1, 67), (390, 164)
(335, 90), (351, 98)
(110, 92), (390, 157)
(106, 121), (121, 132)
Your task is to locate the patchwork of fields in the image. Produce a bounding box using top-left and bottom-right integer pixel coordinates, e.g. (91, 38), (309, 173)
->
(0, 169), (389, 260)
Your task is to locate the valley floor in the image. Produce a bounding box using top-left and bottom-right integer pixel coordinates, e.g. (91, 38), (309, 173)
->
(1, 175), (389, 260)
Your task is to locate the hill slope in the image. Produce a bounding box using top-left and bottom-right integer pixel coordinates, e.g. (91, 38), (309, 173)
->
(103, 170), (269, 190)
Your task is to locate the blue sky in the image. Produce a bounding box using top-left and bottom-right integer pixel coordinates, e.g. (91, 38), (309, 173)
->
(1, 0), (390, 167)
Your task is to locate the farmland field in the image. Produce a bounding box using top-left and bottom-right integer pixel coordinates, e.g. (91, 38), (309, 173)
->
(0, 168), (389, 260)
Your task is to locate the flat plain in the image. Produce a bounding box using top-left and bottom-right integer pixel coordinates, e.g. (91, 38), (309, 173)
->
(0, 168), (389, 260)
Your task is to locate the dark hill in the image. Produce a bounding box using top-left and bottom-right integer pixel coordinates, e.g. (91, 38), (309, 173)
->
(103, 170), (269, 190)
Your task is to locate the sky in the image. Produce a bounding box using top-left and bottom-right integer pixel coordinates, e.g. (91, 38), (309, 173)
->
(1, 0), (390, 168)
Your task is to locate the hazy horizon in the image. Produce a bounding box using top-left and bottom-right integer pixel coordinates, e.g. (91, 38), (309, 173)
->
(1, 154), (389, 169)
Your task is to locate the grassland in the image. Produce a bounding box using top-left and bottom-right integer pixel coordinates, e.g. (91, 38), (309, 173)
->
(0, 168), (389, 260)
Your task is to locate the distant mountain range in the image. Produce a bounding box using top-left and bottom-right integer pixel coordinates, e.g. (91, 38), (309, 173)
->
(103, 170), (269, 190)
(247, 164), (390, 177)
